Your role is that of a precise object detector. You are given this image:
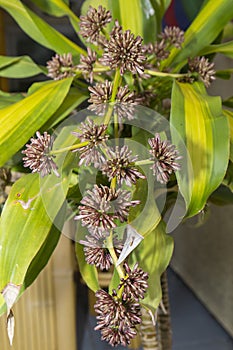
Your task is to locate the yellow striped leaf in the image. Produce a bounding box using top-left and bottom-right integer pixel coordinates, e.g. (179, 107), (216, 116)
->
(171, 81), (229, 217)
(0, 78), (72, 167)
(0, 0), (85, 55)
(224, 109), (233, 162)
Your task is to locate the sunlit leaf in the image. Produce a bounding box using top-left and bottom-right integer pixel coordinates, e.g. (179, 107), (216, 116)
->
(42, 88), (88, 130)
(171, 81), (229, 217)
(0, 0), (86, 55)
(0, 78), (72, 167)
(0, 175), (58, 288)
(109, 0), (158, 43)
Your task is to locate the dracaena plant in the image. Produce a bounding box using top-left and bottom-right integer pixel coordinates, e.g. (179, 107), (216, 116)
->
(0, 0), (233, 348)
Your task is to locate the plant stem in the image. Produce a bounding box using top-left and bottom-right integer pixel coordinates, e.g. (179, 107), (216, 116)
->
(145, 69), (189, 79)
(111, 68), (122, 102)
(103, 69), (122, 125)
(93, 67), (111, 73)
(103, 104), (114, 125)
(50, 141), (89, 155)
(106, 231), (125, 280)
(135, 159), (154, 166)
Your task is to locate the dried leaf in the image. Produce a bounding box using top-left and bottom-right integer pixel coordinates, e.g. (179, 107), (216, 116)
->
(116, 225), (143, 266)
(7, 309), (15, 346)
(1, 283), (21, 315)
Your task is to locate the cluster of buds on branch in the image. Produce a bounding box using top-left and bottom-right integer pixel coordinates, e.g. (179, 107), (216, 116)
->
(20, 4), (216, 347)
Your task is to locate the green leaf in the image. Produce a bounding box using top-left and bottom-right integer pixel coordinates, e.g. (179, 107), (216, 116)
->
(108, 268), (120, 294)
(0, 55), (43, 78)
(209, 183), (233, 205)
(129, 177), (161, 237)
(0, 0), (86, 55)
(42, 88), (88, 130)
(199, 41), (233, 59)
(0, 127), (74, 314)
(0, 174), (60, 288)
(82, 0), (109, 14)
(126, 136), (161, 236)
(223, 161), (233, 192)
(163, 0), (233, 70)
(223, 109), (233, 162)
(171, 81), (229, 217)
(0, 78), (72, 167)
(131, 221), (173, 311)
(0, 90), (24, 109)
(223, 97), (233, 109)
(216, 69), (233, 80)
(109, 0), (158, 43)
(75, 243), (100, 292)
(28, 0), (80, 33)
(0, 217), (62, 317)
(23, 219), (62, 290)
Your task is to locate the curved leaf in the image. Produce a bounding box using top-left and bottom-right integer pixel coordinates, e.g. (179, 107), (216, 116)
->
(171, 81), (229, 217)
(28, 0), (80, 33)
(0, 78), (72, 167)
(0, 0), (86, 55)
(0, 91), (24, 109)
(0, 128), (75, 314)
(216, 69), (233, 80)
(223, 97), (233, 109)
(129, 177), (161, 237)
(0, 55), (43, 78)
(223, 109), (233, 162)
(131, 221), (173, 311)
(42, 88), (88, 130)
(163, 0), (233, 70)
(199, 41), (233, 59)
(0, 175), (57, 288)
(75, 243), (99, 292)
(109, 0), (158, 43)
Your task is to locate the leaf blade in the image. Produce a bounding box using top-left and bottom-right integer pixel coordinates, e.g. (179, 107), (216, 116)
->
(0, 78), (72, 166)
(0, 0), (85, 55)
(0, 55), (43, 78)
(131, 221), (173, 311)
(171, 81), (229, 217)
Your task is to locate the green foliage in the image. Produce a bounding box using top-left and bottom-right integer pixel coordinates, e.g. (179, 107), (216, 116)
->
(199, 41), (233, 59)
(75, 243), (100, 292)
(0, 0), (232, 344)
(171, 81), (229, 217)
(0, 91), (24, 109)
(0, 78), (72, 166)
(0, 0), (85, 55)
(0, 55), (44, 78)
(109, 0), (158, 43)
(131, 221), (174, 311)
